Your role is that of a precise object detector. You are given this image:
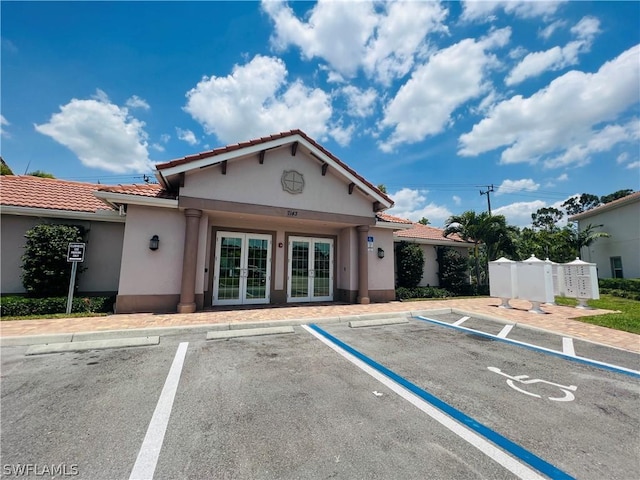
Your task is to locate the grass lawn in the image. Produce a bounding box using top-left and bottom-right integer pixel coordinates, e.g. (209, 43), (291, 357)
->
(1, 312), (108, 321)
(555, 294), (640, 335)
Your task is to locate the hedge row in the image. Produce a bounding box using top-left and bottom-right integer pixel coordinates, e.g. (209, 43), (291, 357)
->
(598, 278), (640, 294)
(396, 286), (452, 300)
(0, 296), (115, 317)
(598, 288), (640, 301)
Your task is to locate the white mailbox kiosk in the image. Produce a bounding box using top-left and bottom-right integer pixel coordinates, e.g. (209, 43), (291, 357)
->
(516, 255), (554, 313)
(489, 257), (518, 308)
(545, 258), (565, 304)
(563, 258), (599, 309)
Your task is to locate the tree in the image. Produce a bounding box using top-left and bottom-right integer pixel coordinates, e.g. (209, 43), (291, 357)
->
(566, 223), (610, 259)
(600, 189), (634, 204)
(437, 247), (468, 294)
(531, 207), (563, 232)
(1, 157), (14, 175)
(21, 224), (85, 297)
(562, 193), (600, 216)
(377, 184), (387, 194)
(418, 217), (430, 225)
(395, 241), (424, 288)
(27, 170), (56, 178)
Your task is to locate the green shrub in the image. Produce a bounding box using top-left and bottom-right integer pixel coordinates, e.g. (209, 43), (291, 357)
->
(0, 296), (114, 317)
(21, 224), (86, 297)
(437, 247), (469, 294)
(599, 278), (640, 294)
(395, 241), (424, 288)
(396, 286), (452, 300)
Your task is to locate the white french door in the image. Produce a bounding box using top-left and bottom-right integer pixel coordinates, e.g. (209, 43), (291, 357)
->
(213, 232), (272, 305)
(287, 237), (334, 302)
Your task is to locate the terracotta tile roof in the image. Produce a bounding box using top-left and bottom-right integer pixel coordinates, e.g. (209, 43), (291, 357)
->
(396, 222), (468, 243)
(155, 129), (393, 207)
(97, 183), (176, 200)
(0, 175), (112, 213)
(376, 212), (413, 224)
(568, 191), (640, 220)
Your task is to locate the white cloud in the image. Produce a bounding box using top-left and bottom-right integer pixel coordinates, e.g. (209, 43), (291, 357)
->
(184, 55), (333, 144)
(386, 187), (453, 226)
(160, 133), (171, 143)
(616, 152), (629, 164)
(176, 127), (199, 146)
(495, 178), (540, 196)
(263, 0), (448, 84)
(493, 200), (547, 227)
(151, 143), (165, 152)
(557, 173), (568, 182)
(34, 89), (152, 173)
(452, 195), (462, 206)
(506, 16), (600, 86)
(379, 28), (510, 152)
(327, 122), (355, 147)
(539, 20), (566, 40)
(125, 95), (150, 110)
(459, 45), (640, 168)
(461, 1), (566, 22)
(1, 114), (10, 138)
(341, 85), (377, 118)
(626, 160), (640, 170)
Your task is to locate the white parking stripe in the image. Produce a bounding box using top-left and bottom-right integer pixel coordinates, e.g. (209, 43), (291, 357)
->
(453, 316), (470, 326)
(129, 342), (189, 480)
(302, 325), (545, 480)
(563, 337), (576, 357)
(497, 324), (514, 338)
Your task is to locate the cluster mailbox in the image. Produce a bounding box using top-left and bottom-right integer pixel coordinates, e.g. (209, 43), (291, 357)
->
(489, 255), (599, 313)
(563, 258), (599, 308)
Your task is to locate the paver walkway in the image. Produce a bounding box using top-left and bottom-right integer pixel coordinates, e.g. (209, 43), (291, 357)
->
(1, 298), (638, 353)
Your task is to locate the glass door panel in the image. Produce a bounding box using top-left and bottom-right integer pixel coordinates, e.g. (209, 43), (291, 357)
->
(216, 236), (242, 302)
(214, 232), (271, 305)
(290, 241), (309, 299)
(288, 237), (333, 302)
(313, 241), (331, 298)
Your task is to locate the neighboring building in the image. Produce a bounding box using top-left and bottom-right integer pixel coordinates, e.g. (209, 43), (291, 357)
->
(393, 219), (471, 286)
(568, 191), (640, 279)
(0, 175), (126, 295)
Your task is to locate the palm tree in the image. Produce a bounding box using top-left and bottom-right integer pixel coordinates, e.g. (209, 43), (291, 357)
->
(444, 211), (515, 286)
(567, 223), (610, 259)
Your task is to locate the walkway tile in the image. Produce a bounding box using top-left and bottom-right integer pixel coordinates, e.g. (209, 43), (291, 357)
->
(1, 298), (638, 354)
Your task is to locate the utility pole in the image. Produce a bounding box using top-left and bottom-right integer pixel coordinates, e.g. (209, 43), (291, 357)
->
(479, 184), (494, 215)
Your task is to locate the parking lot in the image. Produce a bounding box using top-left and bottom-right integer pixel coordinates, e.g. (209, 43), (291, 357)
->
(1, 314), (639, 479)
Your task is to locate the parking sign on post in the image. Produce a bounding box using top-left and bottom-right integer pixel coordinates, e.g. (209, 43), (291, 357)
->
(66, 243), (86, 314)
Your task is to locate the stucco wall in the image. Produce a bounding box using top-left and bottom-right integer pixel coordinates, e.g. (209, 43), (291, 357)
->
(0, 214), (124, 294)
(579, 202), (640, 278)
(117, 206), (186, 295)
(368, 228), (395, 291)
(181, 147), (374, 217)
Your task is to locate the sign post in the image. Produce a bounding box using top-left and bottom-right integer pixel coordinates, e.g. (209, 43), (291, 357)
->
(66, 243), (86, 314)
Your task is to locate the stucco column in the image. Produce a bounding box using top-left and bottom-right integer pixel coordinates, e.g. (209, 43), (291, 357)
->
(177, 208), (202, 313)
(357, 225), (370, 305)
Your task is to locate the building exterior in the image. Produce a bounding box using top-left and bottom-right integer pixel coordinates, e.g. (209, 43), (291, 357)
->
(568, 191), (640, 279)
(1, 130), (473, 313)
(0, 175), (126, 296)
(394, 221), (471, 286)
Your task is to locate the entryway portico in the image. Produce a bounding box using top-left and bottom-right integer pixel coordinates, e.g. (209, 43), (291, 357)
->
(102, 130), (403, 314)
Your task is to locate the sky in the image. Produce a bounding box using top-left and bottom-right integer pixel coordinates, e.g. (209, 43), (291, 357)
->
(1, 0), (639, 228)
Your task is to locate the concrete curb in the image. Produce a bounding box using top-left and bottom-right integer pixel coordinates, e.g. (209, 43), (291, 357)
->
(25, 336), (160, 355)
(206, 326), (295, 340)
(1, 334), (74, 347)
(349, 318), (410, 328)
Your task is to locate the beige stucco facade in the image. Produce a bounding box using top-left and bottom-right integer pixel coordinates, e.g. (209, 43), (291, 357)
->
(0, 213), (124, 295)
(573, 195), (640, 279)
(113, 135), (397, 313)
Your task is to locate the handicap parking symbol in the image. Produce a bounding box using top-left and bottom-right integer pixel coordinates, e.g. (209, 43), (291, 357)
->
(488, 366), (577, 402)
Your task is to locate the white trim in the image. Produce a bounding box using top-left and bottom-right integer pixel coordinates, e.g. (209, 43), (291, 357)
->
(156, 133), (392, 209)
(0, 205), (126, 223)
(93, 191), (178, 209)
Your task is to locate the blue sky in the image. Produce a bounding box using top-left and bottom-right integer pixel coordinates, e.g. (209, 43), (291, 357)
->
(1, 1), (639, 227)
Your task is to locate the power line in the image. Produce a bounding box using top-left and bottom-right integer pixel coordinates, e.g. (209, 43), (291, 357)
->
(479, 184), (494, 215)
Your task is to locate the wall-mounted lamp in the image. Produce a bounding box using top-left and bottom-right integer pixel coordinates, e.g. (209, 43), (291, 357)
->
(377, 247), (385, 259)
(149, 235), (160, 251)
